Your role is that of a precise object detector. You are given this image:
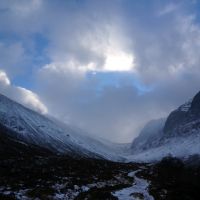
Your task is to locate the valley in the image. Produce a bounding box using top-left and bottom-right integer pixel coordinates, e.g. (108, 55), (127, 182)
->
(0, 91), (200, 200)
(1, 1), (200, 199)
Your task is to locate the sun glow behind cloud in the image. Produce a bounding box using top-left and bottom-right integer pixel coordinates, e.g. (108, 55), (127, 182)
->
(103, 48), (134, 71)
(71, 48), (135, 73)
(84, 48), (134, 72)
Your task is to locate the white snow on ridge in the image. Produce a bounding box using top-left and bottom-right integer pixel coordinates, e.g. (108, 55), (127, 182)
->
(178, 99), (192, 112)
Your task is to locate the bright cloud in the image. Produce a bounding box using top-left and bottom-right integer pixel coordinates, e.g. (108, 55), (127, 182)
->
(0, 70), (10, 85)
(0, 70), (47, 114)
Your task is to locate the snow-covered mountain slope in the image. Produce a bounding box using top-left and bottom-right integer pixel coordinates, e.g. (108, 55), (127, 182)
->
(0, 93), (126, 161)
(49, 118), (128, 161)
(129, 91), (200, 162)
(128, 134), (200, 162)
(0, 123), (53, 159)
(131, 118), (165, 153)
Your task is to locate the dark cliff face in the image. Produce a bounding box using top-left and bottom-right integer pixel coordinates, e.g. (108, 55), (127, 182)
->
(164, 91), (200, 137)
(163, 109), (187, 136)
(190, 91), (200, 115)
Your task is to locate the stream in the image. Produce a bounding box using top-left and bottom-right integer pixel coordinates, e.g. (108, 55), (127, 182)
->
(112, 169), (154, 200)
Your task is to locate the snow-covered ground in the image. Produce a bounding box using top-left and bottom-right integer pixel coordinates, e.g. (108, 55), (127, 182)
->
(112, 169), (154, 200)
(127, 134), (200, 162)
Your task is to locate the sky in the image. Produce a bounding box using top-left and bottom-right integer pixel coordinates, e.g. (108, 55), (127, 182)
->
(0, 0), (200, 142)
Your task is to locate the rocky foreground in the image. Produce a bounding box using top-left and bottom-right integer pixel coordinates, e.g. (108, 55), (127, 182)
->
(0, 154), (200, 200)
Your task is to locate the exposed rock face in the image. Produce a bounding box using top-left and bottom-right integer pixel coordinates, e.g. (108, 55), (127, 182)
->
(163, 100), (192, 137)
(164, 92), (200, 137)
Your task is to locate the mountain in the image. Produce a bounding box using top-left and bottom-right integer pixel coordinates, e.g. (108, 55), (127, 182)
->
(131, 118), (165, 152)
(1, 94), (200, 199)
(0, 93), (125, 161)
(129, 91), (200, 162)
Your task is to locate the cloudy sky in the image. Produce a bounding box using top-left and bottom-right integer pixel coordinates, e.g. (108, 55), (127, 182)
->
(0, 0), (200, 142)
